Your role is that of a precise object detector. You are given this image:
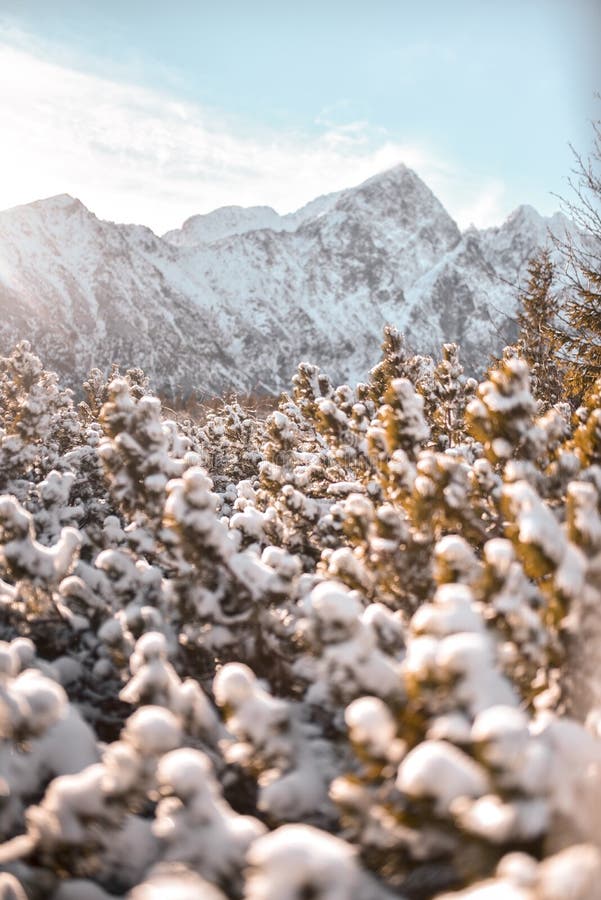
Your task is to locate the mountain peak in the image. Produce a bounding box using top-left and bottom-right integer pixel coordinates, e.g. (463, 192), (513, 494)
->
(504, 204), (543, 228)
(346, 163), (445, 211)
(0, 194), (92, 230)
(31, 194), (86, 213)
(375, 161), (410, 177)
(0, 195), (91, 222)
(330, 161), (459, 244)
(357, 162), (415, 190)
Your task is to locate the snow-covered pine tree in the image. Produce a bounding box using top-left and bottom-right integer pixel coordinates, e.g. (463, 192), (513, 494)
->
(515, 248), (564, 407)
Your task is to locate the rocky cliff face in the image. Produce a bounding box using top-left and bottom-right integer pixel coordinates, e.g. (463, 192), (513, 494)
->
(0, 166), (570, 396)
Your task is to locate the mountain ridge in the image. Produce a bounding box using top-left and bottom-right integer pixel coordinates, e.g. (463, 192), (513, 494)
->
(0, 166), (570, 397)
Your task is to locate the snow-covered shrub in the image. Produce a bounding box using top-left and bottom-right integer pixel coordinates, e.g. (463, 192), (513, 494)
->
(153, 747), (265, 890)
(437, 844), (601, 899)
(98, 377), (195, 540)
(197, 398), (266, 491)
(0, 343), (82, 496)
(243, 824), (386, 900)
(0, 335), (599, 899)
(214, 662), (333, 822)
(298, 580), (405, 709)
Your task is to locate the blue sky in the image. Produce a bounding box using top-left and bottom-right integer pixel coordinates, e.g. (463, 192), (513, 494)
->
(0, 0), (599, 232)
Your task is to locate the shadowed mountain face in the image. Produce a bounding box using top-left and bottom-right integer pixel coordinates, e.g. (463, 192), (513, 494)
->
(0, 167), (570, 397)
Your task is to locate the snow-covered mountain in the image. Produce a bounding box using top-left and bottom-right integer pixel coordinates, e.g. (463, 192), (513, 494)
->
(0, 165), (570, 397)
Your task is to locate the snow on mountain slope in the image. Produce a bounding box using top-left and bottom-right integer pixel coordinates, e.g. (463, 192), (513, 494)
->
(162, 185), (344, 247)
(163, 206), (287, 246)
(0, 195), (242, 397)
(0, 167), (566, 397)
(479, 205), (572, 280)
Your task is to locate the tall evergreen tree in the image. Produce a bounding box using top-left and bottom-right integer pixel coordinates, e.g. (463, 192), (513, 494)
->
(515, 248), (564, 407)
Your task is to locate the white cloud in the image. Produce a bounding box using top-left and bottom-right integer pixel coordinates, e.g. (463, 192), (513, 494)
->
(452, 178), (509, 230)
(0, 38), (512, 232)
